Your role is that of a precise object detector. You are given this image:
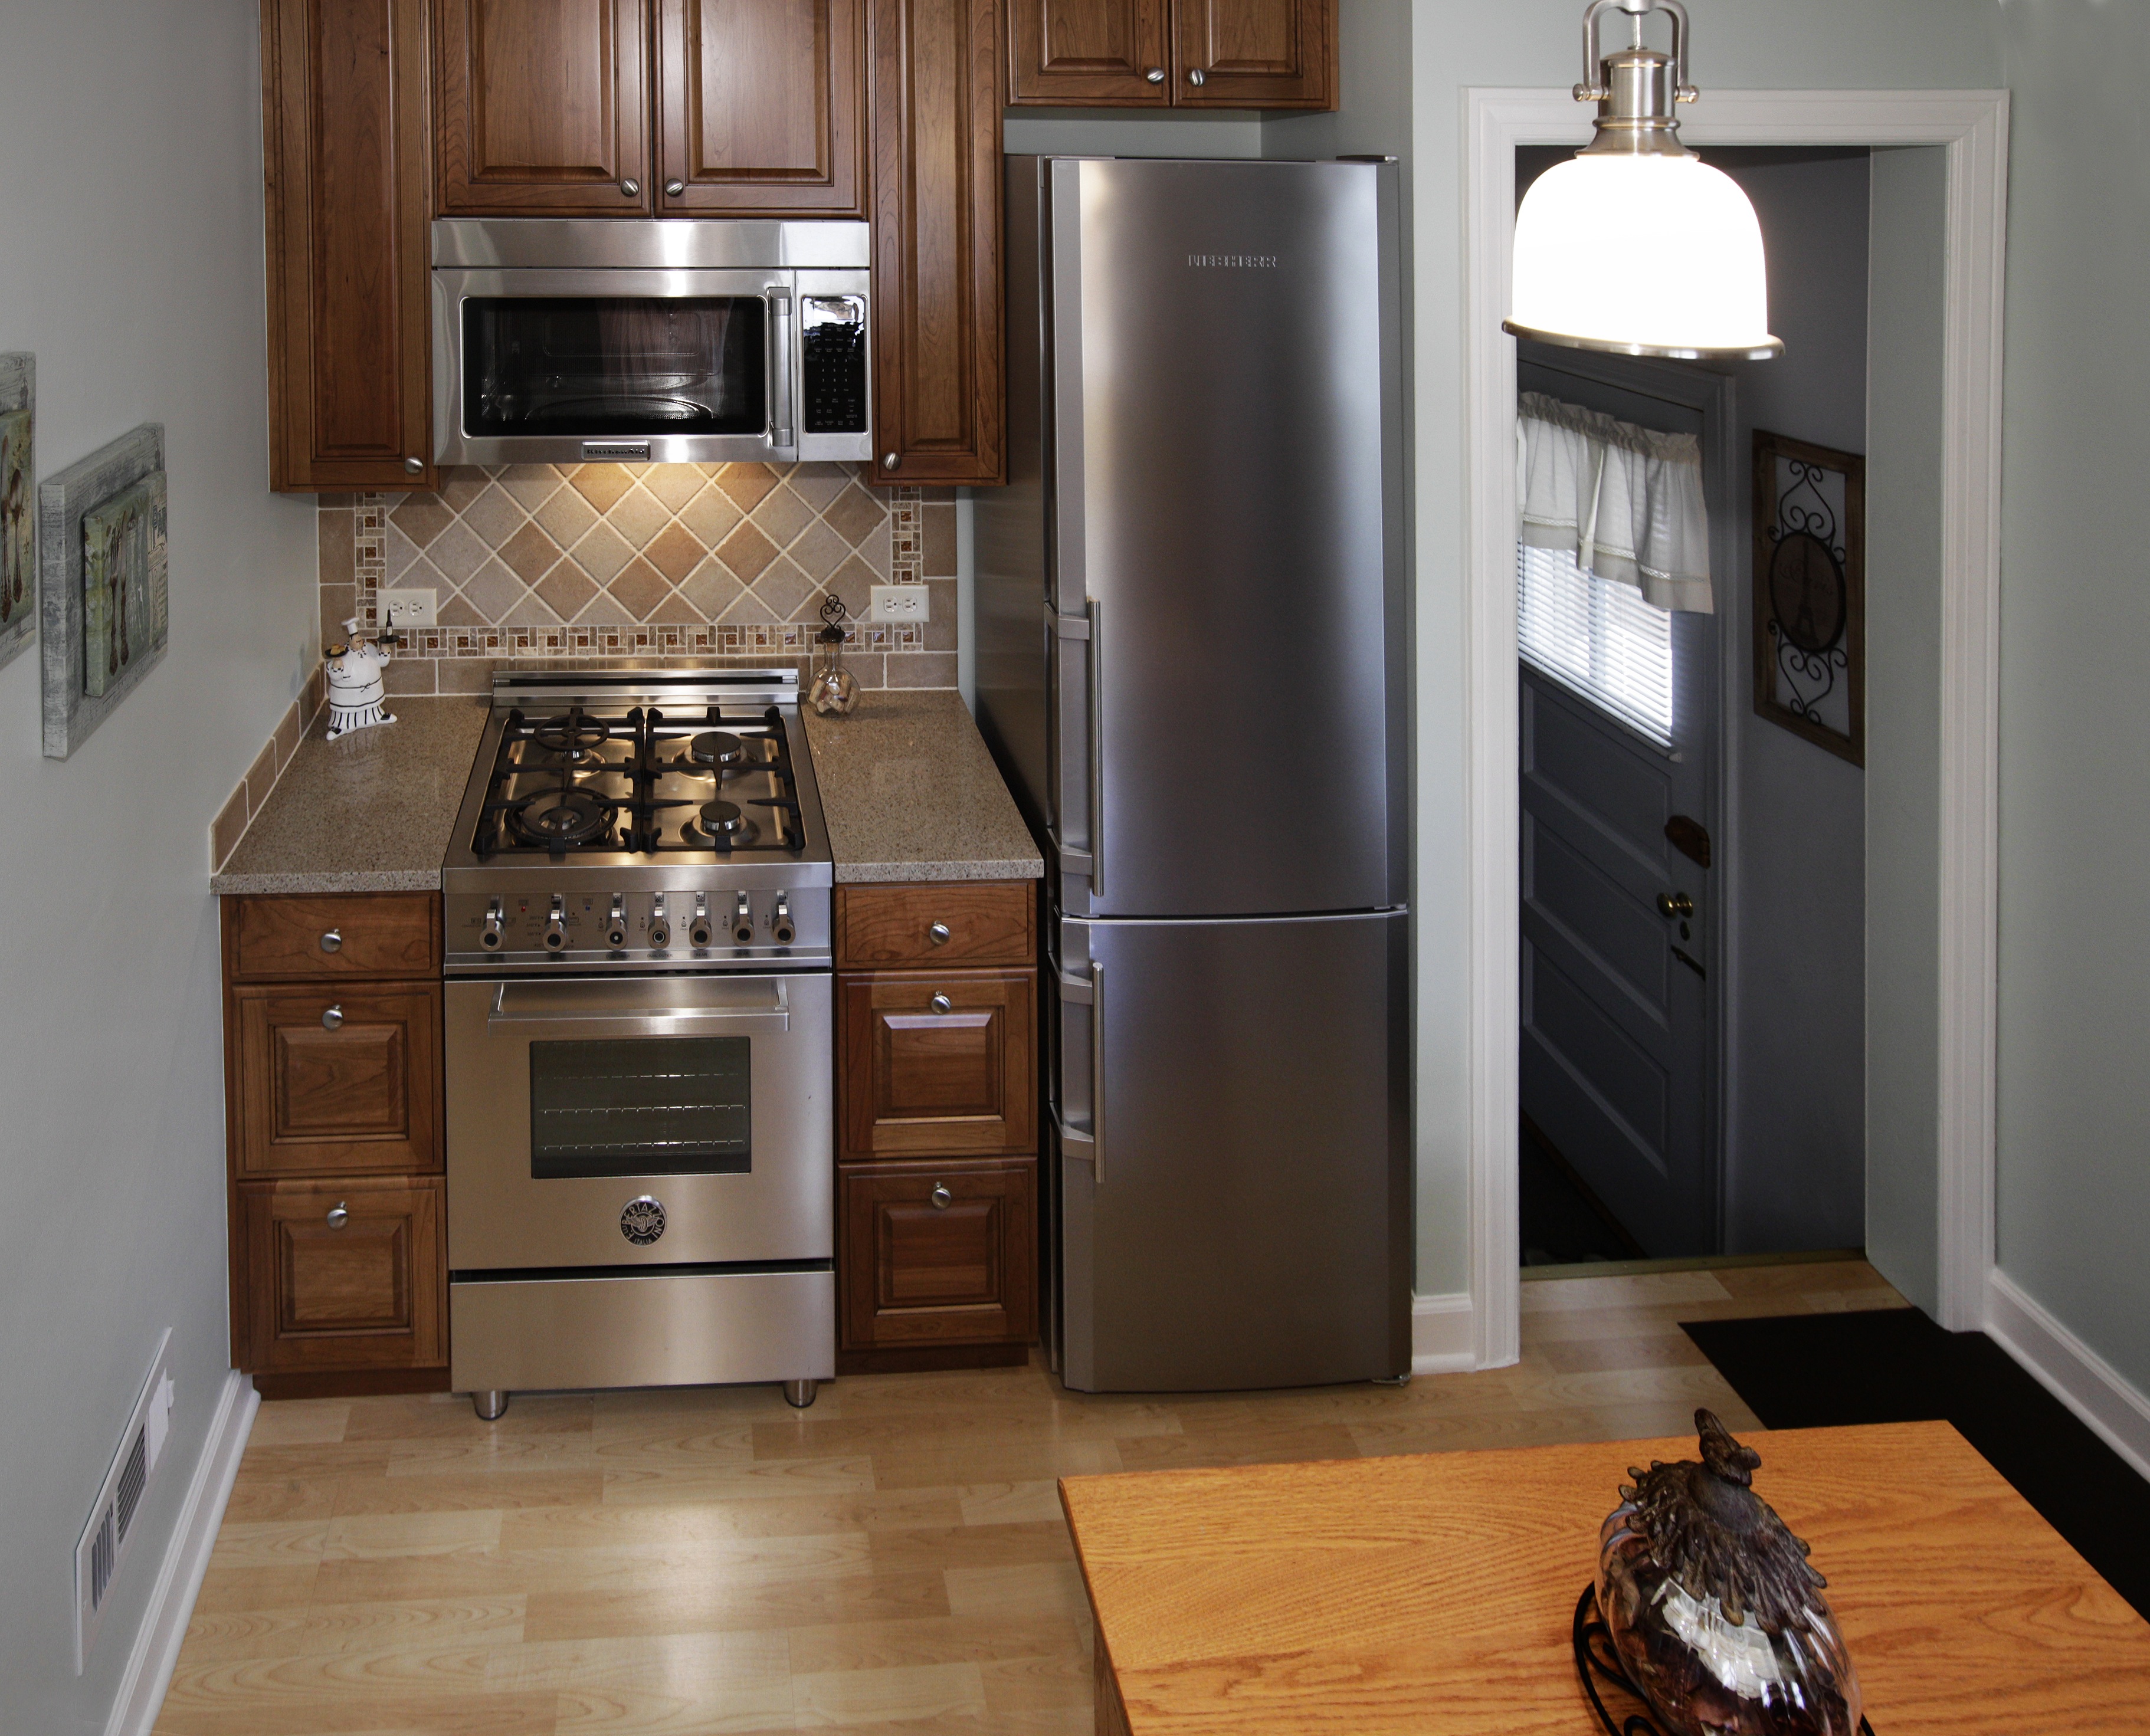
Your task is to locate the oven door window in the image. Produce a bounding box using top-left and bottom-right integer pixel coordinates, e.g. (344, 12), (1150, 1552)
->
(462, 297), (767, 438)
(529, 1036), (751, 1179)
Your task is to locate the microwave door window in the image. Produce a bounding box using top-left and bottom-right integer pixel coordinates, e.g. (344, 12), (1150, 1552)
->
(529, 1035), (752, 1179)
(463, 297), (768, 438)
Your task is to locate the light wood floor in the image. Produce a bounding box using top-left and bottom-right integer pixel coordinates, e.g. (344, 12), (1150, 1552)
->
(155, 1260), (1903, 1736)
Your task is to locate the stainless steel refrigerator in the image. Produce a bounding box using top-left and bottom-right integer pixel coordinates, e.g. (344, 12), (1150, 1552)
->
(975, 156), (1410, 1393)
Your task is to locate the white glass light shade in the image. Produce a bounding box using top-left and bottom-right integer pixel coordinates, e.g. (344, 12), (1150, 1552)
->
(1509, 153), (1781, 359)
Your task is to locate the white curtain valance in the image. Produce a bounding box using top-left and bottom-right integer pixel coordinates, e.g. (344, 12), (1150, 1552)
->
(1517, 390), (1712, 614)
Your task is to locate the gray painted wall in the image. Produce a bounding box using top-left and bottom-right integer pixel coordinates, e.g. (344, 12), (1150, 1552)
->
(1992, 3), (2150, 1394)
(0, 4), (317, 1730)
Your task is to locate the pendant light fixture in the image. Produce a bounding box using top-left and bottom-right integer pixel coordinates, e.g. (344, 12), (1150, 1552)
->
(1506, 0), (1781, 360)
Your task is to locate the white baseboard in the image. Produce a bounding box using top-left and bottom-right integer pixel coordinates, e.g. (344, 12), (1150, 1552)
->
(1412, 1292), (1477, 1376)
(104, 1370), (258, 1736)
(1985, 1269), (2150, 1484)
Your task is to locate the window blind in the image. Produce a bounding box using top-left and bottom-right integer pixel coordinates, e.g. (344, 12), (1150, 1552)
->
(1518, 542), (1675, 747)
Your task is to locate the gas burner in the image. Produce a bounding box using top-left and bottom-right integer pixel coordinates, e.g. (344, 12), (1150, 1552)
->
(529, 712), (612, 761)
(506, 787), (616, 848)
(689, 731), (746, 767)
(682, 800), (761, 849)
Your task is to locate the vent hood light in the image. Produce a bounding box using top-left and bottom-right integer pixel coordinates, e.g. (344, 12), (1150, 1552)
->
(1506, 0), (1781, 362)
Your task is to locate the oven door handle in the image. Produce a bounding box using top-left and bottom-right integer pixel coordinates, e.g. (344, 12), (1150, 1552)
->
(486, 979), (791, 1030)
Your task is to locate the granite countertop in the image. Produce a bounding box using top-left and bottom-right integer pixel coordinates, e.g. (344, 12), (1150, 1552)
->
(802, 690), (1043, 883)
(211, 698), (489, 895)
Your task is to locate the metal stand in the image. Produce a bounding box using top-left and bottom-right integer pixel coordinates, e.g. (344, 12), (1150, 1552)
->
(1572, 1584), (1874, 1736)
(471, 1390), (509, 1421)
(782, 1379), (818, 1409)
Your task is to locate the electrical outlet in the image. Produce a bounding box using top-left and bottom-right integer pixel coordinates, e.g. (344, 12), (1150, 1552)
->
(380, 589), (437, 629)
(870, 585), (929, 623)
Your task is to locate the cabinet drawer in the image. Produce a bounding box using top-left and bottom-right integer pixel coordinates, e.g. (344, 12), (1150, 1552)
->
(233, 985), (442, 1177)
(841, 1159), (1035, 1348)
(836, 882), (1034, 968)
(841, 970), (1035, 1159)
(228, 893), (441, 982)
(239, 1178), (446, 1373)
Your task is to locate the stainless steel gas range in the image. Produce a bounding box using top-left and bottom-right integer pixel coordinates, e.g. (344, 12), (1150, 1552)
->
(440, 667), (834, 1419)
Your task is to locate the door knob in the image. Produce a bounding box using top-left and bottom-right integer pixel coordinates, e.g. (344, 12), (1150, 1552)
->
(930, 993), (953, 1015)
(326, 1203), (349, 1230)
(320, 1004), (343, 1031)
(929, 1184), (953, 1210)
(319, 927), (342, 953)
(620, 178), (640, 196)
(1656, 891), (1695, 919)
(664, 178), (686, 196)
(1188, 67), (1207, 86)
(928, 922), (951, 946)
(1145, 67), (1164, 83)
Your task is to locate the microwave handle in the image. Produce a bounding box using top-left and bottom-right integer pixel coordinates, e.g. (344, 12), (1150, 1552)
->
(767, 287), (795, 452)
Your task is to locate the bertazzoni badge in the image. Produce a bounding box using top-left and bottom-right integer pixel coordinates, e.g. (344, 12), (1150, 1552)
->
(620, 1196), (667, 1245)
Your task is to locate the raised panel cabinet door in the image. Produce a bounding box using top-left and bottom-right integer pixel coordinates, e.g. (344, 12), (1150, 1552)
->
(657, 0), (865, 214)
(866, 0), (1005, 483)
(241, 1179), (446, 1371)
(1007, 0), (1168, 106)
(840, 969), (1036, 1159)
(841, 1160), (1035, 1346)
(436, 0), (653, 213)
(261, 0), (434, 490)
(1172, 0), (1333, 109)
(234, 985), (444, 1176)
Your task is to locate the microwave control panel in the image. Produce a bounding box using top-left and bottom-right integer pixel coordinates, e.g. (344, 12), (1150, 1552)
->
(801, 296), (867, 435)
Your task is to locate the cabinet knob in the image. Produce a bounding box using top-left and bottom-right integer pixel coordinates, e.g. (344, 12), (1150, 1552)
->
(664, 178), (686, 196)
(929, 1184), (952, 1210)
(321, 1003), (344, 1031)
(403, 457), (424, 475)
(882, 453), (899, 471)
(1145, 67), (1165, 83)
(930, 993), (953, 1015)
(1188, 67), (1207, 86)
(928, 921), (951, 946)
(620, 178), (640, 196)
(320, 927), (342, 953)
(326, 1203), (349, 1230)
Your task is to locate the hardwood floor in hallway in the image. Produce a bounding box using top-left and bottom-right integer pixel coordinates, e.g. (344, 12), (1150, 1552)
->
(154, 1260), (1905, 1735)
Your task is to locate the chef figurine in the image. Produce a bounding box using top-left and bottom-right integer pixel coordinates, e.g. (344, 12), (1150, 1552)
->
(323, 615), (396, 740)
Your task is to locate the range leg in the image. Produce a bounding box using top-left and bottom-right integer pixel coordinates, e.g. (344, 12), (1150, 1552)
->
(782, 1379), (818, 1409)
(472, 1390), (509, 1421)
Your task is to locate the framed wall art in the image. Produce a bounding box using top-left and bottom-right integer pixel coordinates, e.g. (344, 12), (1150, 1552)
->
(40, 423), (167, 759)
(1752, 428), (1865, 766)
(0, 354), (33, 672)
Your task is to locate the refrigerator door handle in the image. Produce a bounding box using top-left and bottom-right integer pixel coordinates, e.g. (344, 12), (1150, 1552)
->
(1047, 606), (1096, 880)
(1056, 964), (1103, 1183)
(1086, 599), (1103, 898)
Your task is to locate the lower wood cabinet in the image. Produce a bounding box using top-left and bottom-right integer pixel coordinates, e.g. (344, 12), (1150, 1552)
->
(238, 1177), (447, 1374)
(840, 969), (1036, 1159)
(841, 1159), (1035, 1349)
(231, 983), (441, 1178)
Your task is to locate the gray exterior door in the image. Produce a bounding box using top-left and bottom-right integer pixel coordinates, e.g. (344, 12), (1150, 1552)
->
(1054, 910), (1410, 1392)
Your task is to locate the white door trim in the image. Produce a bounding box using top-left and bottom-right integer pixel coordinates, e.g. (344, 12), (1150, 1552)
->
(1462, 88), (2010, 1364)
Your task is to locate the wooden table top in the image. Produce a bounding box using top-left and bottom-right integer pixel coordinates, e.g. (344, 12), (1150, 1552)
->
(1059, 1419), (2150, 1735)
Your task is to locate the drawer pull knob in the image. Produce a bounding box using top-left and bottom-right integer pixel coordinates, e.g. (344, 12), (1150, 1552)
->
(930, 993), (952, 1015)
(620, 178), (640, 196)
(929, 1184), (952, 1210)
(664, 178), (686, 196)
(928, 922), (951, 946)
(320, 927), (342, 953)
(326, 1203), (349, 1230)
(320, 1004), (344, 1031)
(1145, 66), (1165, 83)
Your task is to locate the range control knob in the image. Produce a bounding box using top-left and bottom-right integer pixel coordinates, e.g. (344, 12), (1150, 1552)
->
(605, 895), (628, 950)
(481, 900), (504, 950)
(772, 892), (795, 947)
(647, 894), (671, 951)
(732, 891), (755, 946)
(688, 892), (714, 949)
(543, 894), (568, 953)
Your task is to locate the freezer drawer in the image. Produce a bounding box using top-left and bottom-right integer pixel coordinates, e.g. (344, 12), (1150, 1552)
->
(1055, 910), (1410, 1391)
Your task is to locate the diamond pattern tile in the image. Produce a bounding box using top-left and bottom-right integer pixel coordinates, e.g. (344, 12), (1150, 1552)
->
(605, 483), (671, 551)
(534, 484), (601, 550)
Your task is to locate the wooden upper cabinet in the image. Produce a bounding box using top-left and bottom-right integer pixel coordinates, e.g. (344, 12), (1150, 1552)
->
(1173, 0), (1332, 109)
(261, 0), (434, 491)
(657, 0), (866, 214)
(1007, 0), (1168, 106)
(435, 0), (653, 214)
(867, 0), (1005, 484)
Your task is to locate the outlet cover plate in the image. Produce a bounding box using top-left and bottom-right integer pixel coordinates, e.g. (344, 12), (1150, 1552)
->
(869, 585), (929, 623)
(381, 589), (438, 629)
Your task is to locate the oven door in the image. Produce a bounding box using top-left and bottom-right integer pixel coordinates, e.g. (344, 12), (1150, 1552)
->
(434, 266), (804, 467)
(444, 972), (832, 1270)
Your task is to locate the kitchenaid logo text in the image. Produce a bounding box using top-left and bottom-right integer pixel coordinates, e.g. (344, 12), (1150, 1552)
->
(1187, 253), (1279, 268)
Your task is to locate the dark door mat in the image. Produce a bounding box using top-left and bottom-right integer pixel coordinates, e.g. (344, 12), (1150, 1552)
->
(1682, 1307), (2150, 1622)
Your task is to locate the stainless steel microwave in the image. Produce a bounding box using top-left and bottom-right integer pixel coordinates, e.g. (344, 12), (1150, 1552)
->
(431, 219), (870, 467)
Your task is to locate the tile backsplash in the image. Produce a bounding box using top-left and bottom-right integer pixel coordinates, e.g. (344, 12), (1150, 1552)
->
(318, 462), (956, 695)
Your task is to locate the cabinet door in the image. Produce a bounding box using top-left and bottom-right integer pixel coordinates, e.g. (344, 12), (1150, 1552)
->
(841, 969), (1035, 1159)
(1172, 0), (1333, 109)
(436, 0), (653, 214)
(234, 985), (443, 1177)
(261, 0), (434, 490)
(866, 0), (1005, 483)
(1007, 0), (1168, 106)
(240, 1179), (447, 1372)
(657, 0), (865, 214)
(841, 1159), (1035, 1347)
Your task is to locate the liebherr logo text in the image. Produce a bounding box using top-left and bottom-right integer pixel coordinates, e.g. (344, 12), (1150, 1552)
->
(1187, 254), (1279, 268)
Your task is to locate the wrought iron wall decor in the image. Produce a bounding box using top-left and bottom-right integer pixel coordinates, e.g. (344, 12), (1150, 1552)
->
(1752, 430), (1864, 765)
(0, 353), (34, 675)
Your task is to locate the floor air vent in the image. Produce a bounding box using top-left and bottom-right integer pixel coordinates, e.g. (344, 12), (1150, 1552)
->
(74, 1331), (175, 1672)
